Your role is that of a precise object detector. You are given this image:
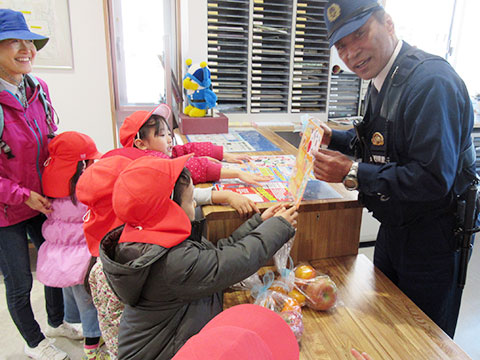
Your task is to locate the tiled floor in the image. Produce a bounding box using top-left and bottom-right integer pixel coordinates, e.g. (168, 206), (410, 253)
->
(1, 245), (479, 359)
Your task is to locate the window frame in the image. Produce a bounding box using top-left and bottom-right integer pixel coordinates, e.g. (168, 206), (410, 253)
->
(106, 0), (178, 131)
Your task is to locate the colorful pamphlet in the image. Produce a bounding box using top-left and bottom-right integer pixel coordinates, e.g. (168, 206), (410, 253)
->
(213, 152), (341, 203)
(215, 155), (297, 202)
(288, 117), (324, 206)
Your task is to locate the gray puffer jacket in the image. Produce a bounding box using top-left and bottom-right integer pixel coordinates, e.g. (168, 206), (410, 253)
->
(99, 214), (295, 360)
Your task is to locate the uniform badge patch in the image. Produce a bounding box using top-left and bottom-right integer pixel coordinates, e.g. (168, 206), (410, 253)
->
(327, 4), (341, 22)
(371, 132), (384, 146)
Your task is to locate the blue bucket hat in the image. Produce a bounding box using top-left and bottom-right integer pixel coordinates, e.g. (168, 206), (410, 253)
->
(324, 0), (383, 48)
(0, 9), (49, 50)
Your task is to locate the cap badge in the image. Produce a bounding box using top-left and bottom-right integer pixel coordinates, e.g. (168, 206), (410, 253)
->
(327, 3), (341, 22)
(371, 132), (384, 146)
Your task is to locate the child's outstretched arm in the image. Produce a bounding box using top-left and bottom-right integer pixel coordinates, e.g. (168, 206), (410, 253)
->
(223, 153), (251, 164)
(218, 203), (297, 247)
(173, 142), (223, 160)
(260, 203), (284, 221)
(268, 204), (297, 227)
(164, 212), (296, 300)
(220, 168), (273, 186)
(211, 190), (259, 218)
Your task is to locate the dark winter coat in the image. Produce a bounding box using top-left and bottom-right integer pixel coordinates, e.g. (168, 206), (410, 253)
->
(99, 214), (295, 360)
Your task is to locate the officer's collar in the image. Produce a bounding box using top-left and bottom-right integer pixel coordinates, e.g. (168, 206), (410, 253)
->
(373, 40), (403, 92)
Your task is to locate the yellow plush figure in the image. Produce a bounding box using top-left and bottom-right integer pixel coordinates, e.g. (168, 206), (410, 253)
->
(183, 59), (217, 117)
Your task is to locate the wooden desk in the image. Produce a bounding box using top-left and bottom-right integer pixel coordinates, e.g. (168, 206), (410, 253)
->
(224, 255), (471, 360)
(176, 127), (363, 262)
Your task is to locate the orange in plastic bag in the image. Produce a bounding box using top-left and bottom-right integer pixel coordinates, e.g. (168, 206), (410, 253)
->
(294, 264), (316, 280)
(281, 297), (301, 313)
(288, 288), (306, 307)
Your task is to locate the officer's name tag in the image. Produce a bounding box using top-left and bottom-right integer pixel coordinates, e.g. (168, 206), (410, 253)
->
(373, 155), (386, 164)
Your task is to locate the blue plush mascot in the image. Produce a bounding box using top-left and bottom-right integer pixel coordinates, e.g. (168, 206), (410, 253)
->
(183, 59), (217, 117)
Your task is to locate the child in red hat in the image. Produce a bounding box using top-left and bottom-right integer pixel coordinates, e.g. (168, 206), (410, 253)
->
(36, 131), (109, 360)
(99, 155), (298, 360)
(119, 103), (269, 217)
(172, 304), (300, 360)
(76, 153), (140, 360)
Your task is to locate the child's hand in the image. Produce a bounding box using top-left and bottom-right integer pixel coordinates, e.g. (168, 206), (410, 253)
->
(274, 204), (298, 227)
(261, 203), (284, 221)
(25, 191), (52, 214)
(223, 153), (251, 164)
(238, 171), (273, 186)
(227, 192), (259, 218)
(351, 349), (373, 360)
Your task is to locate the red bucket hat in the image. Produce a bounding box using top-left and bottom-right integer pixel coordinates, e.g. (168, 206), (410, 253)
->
(76, 156), (133, 257)
(101, 147), (146, 160)
(172, 304), (299, 360)
(113, 155), (192, 247)
(119, 104), (172, 148)
(43, 132), (102, 198)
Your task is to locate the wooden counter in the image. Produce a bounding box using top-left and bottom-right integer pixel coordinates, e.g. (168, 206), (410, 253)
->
(176, 127), (363, 262)
(224, 255), (471, 360)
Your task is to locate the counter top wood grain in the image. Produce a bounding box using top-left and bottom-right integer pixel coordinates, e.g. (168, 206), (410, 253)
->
(224, 255), (471, 359)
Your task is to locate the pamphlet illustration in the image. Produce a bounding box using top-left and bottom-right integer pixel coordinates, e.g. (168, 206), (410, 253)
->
(288, 117), (324, 206)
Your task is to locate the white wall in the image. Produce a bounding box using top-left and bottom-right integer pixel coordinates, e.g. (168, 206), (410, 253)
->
(181, 0), (208, 66)
(31, 0), (115, 153)
(360, 209), (380, 242)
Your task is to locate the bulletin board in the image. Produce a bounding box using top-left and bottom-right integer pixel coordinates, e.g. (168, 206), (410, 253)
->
(0, 0), (74, 69)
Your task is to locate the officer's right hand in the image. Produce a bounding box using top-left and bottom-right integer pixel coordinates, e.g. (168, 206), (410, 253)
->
(312, 149), (352, 183)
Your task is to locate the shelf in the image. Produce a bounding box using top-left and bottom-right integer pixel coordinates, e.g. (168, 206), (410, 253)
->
(207, 0), (330, 115)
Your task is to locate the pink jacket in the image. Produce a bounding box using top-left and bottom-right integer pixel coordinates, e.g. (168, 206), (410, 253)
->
(0, 77), (56, 227)
(144, 142), (223, 185)
(37, 197), (91, 288)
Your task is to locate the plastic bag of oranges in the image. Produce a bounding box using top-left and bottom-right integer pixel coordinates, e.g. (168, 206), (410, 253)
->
(273, 237), (296, 295)
(293, 263), (338, 311)
(250, 270), (304, 342)
(274, 237), (295, 276)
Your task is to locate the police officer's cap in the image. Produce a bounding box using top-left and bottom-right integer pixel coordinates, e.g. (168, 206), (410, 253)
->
(324, 0), (383, 48)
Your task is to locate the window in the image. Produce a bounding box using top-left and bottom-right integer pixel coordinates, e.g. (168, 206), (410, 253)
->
(448, 0), (480, 98)
(107, 0), (169, 128)
(386, 0), (480, 98)
(386, 0), (454, 58)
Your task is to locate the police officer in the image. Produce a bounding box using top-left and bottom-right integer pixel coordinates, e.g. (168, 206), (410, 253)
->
(313, 0), (476, 338)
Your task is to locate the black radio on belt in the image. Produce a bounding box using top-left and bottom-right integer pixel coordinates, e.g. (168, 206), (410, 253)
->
(352, 117), (369, 161)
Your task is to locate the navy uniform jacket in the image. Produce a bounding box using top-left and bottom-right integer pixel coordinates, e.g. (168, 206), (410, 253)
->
(329, 42), (475, 226)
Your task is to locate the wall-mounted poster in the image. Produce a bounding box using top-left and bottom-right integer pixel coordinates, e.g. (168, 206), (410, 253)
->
(0, 0), (73, 69)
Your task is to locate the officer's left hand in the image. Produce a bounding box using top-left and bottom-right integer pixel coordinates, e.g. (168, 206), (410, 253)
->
(312, 149), (352, 183)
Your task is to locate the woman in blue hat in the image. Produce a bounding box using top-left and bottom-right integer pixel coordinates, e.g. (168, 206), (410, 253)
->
(0, 9), (82, 360)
